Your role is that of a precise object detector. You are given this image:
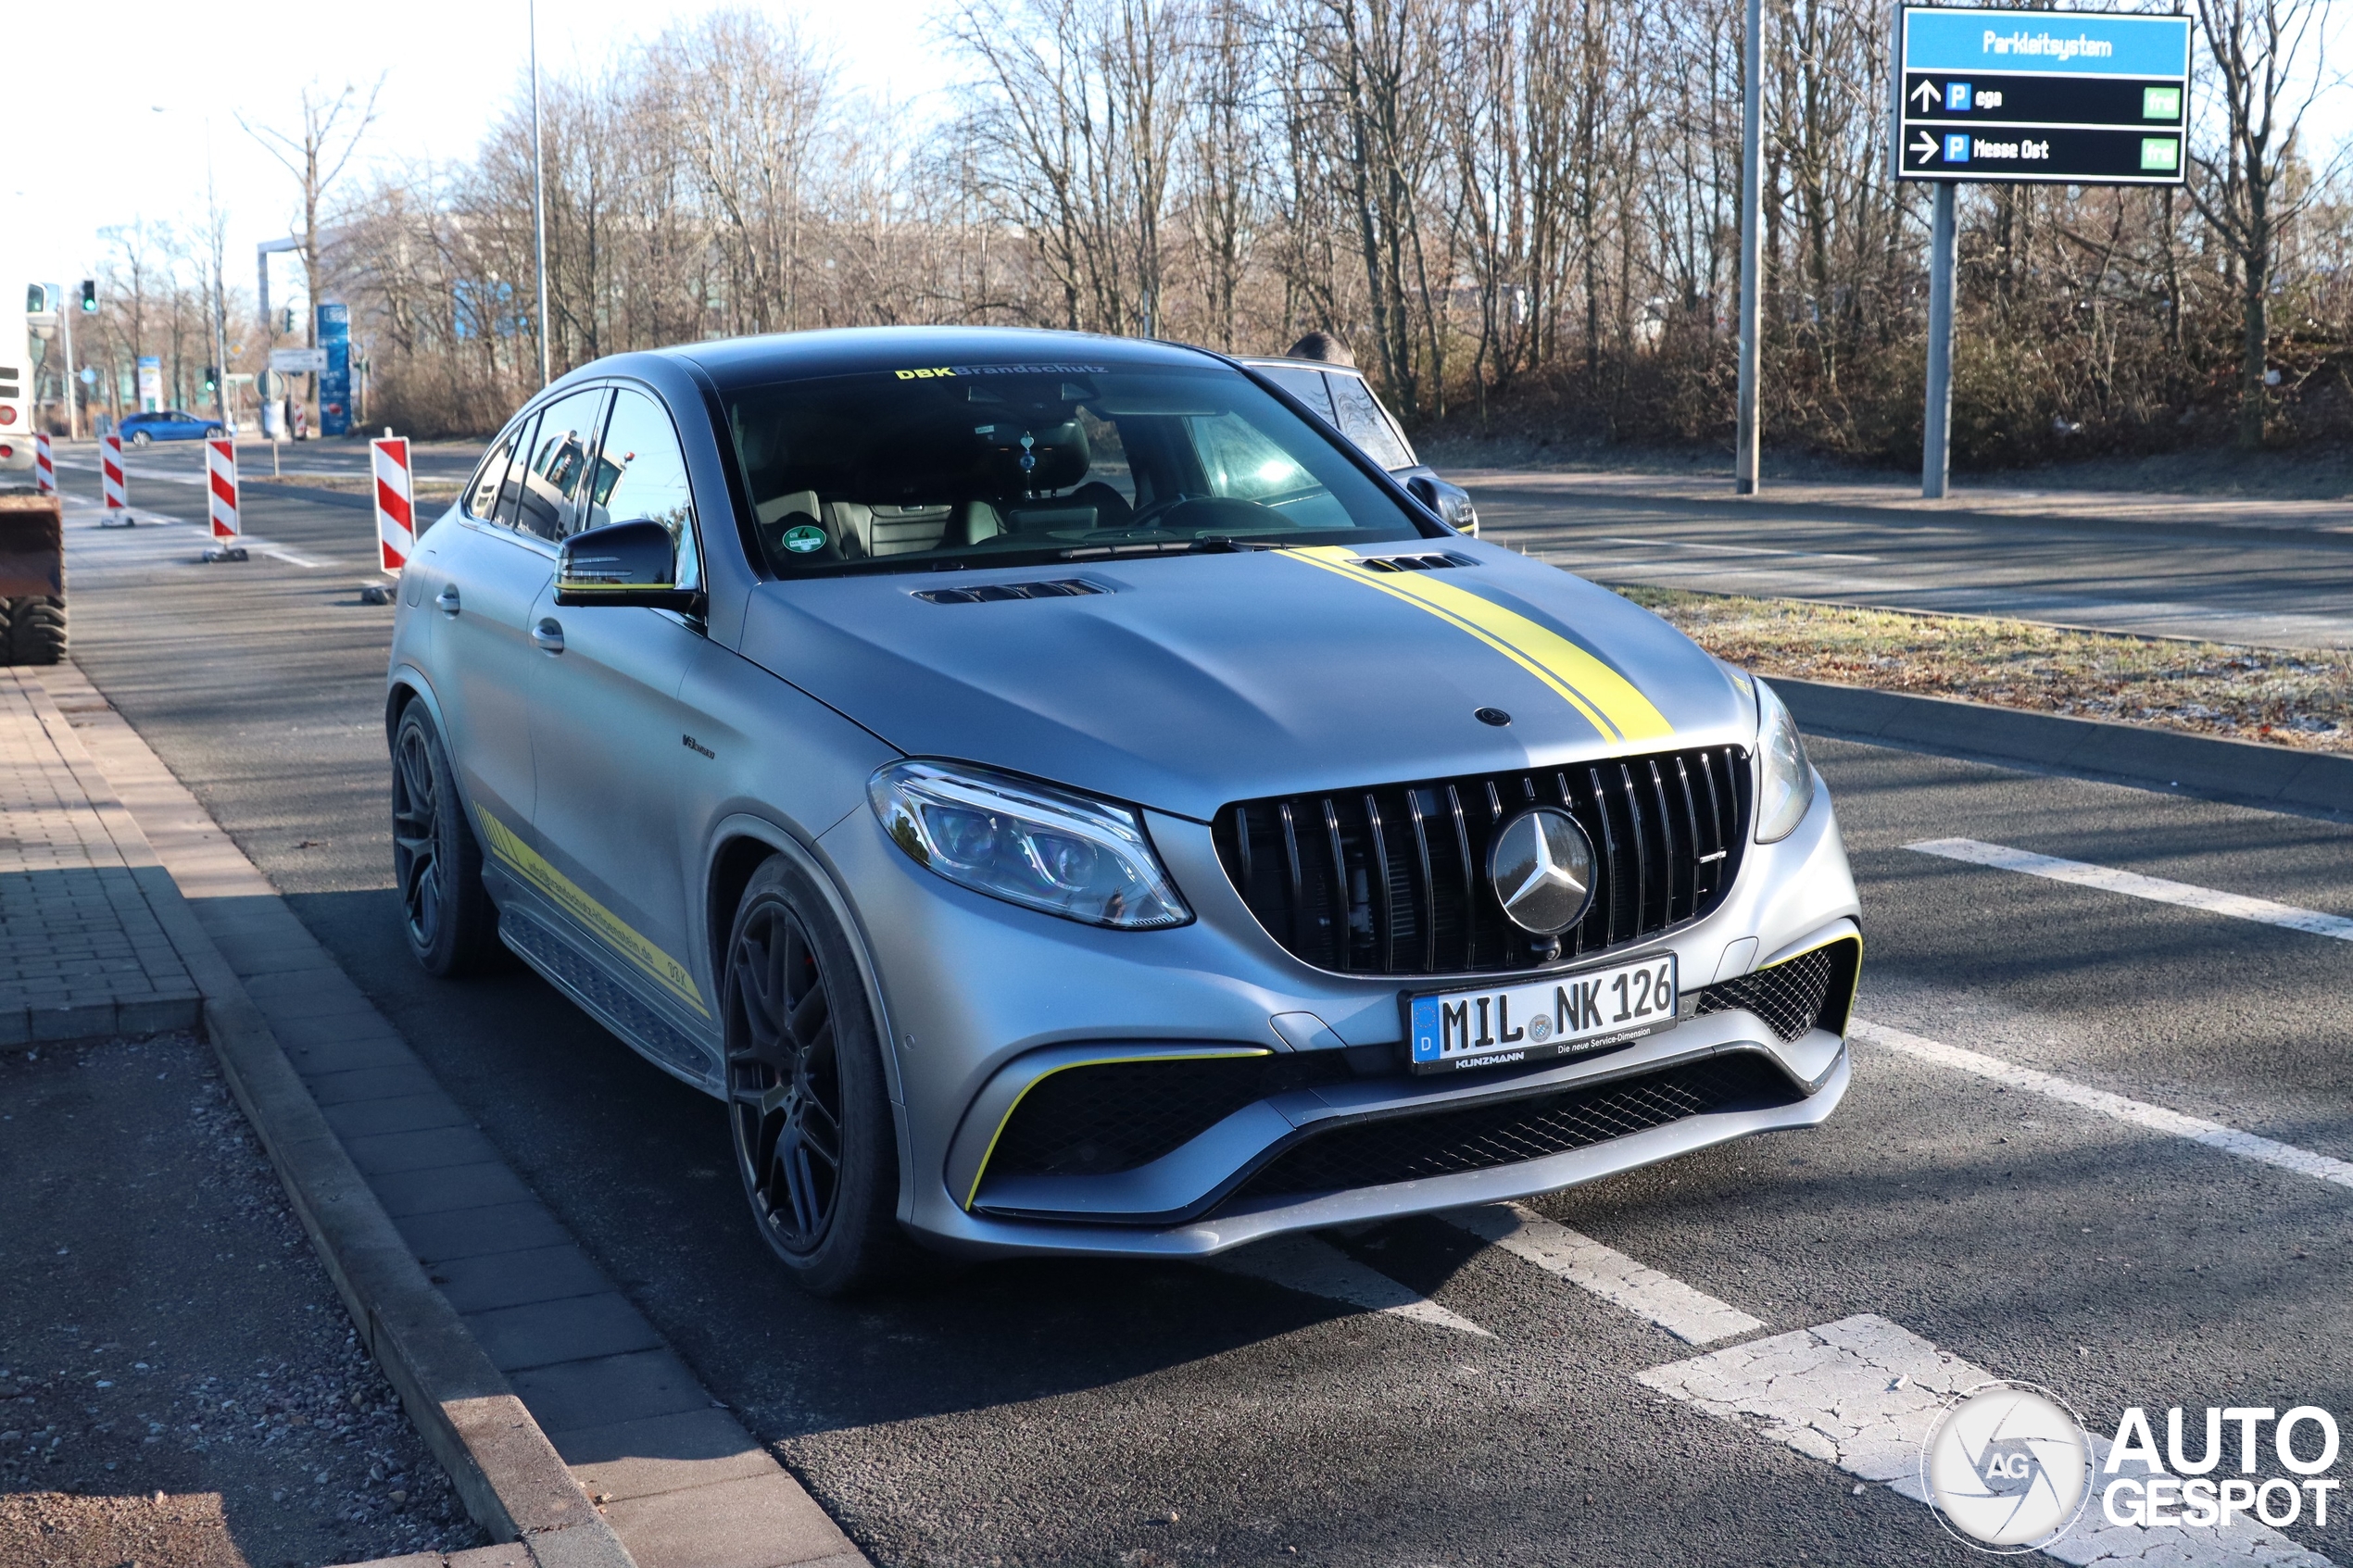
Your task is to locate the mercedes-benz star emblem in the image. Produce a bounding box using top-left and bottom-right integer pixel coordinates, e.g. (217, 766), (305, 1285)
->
(1488, 807), (1596, 935)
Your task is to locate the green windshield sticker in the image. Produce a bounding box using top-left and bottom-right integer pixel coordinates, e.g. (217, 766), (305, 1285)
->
(782, 524), (827, 553)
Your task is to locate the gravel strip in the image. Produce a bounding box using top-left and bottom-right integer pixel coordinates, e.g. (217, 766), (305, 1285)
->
(0, 1032), (485, 1568)
(1622, 585), (2353, 753)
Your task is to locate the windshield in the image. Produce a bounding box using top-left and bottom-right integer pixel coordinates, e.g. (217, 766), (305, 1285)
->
(720, 359), (1434, 575)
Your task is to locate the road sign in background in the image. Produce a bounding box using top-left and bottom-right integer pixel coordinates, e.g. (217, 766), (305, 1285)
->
(1894, 6), (2190, 185)
(270, 347), (328, 374)
(318, 305), (352, 438)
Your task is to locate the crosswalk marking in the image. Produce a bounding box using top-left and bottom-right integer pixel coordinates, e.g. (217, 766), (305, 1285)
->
(1206, 1234), (1491, 1336)
(1643, 1314), (2333, 1567)
(1445, 1202), (1764, 1344)
(1855, 1020), (2353, 1192)
(1908, 837), (2353, 944)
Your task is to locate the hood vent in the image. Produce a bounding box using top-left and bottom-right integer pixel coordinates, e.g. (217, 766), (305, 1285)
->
(1358, 552), (1477, 572)
(913, 579), (1106, 605)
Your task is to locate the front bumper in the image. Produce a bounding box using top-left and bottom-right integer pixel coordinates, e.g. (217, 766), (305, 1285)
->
(816, 768), (1858, 1261)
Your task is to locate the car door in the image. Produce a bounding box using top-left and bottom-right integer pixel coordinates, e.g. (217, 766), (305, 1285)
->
(523, 384), (718, 1069)
(429, 408), (554, 835)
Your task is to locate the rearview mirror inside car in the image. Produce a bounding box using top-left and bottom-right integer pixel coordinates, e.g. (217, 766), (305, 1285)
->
(555, 520), (702, 612)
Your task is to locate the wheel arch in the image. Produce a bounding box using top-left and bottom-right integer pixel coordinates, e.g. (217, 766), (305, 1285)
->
(702, 811), (917, 1223)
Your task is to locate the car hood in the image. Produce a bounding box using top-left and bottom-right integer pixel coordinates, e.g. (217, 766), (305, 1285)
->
(736, 542), (1755, 822)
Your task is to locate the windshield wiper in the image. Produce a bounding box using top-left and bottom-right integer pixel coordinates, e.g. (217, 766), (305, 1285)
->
(1057, 536), (1278, 560)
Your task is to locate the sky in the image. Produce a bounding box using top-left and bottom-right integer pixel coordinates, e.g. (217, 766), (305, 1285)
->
(5, 0), (2348, 320)
(1, 0), (958, 314)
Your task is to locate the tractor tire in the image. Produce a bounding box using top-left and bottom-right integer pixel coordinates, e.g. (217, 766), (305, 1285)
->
(2, 596), (68, 665)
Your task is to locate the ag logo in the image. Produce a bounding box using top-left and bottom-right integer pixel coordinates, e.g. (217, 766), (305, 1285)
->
(1921, 1381), (2093, 1552)
(782, 524), (827, 554)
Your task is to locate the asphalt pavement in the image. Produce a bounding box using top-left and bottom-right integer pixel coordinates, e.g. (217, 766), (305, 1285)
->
(1460, 470), (2353, 649)
(47, 466), (2353, 1565)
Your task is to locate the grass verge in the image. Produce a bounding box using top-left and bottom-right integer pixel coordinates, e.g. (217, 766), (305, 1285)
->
(1618, 586), (2352, 756)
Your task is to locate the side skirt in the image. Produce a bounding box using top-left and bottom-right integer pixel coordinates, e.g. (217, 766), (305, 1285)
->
(496, 897), (724, 1096)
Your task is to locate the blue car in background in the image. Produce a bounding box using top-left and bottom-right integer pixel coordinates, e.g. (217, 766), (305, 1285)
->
(119, 409), (224, 446)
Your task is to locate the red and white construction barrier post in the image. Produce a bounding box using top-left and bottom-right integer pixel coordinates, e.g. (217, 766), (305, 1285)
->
(32, 433), (55, 496)
(371, 435), (413, 573)
(207, 438), (240, 540)
(101, 433), (128, 519)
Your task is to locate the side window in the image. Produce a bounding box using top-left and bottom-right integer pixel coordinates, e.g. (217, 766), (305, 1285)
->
(465, 420), (528, 521)
(593, 388), (701, 588)
(494, 412), (545, 530)
(1260, 364), (1335, 420)
(1327, 373), (1416, 470)
(515, 387), (610, 542)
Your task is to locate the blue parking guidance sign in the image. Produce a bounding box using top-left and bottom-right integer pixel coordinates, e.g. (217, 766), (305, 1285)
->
(1894, 6), (2190, 185)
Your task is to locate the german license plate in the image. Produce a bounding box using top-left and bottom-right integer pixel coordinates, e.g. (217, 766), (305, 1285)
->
(1406, 953), (1678, 1074)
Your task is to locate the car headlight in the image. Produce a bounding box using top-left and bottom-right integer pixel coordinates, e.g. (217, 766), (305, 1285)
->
(1753, 679), (1816, 844)
(868, 761), (1192, 930)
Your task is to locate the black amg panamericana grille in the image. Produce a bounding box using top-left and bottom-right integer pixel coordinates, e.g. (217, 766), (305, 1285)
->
(1220, 1054), (1799, 1207)
(1694, 938), (1860, 1043)
(987, 1053), (1355, 1181)
(1214, 746), (1751, 976)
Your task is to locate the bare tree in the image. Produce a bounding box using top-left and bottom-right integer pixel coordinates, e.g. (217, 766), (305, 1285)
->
(241, 77), (384, 347)
(2186, 0), (2340, 447)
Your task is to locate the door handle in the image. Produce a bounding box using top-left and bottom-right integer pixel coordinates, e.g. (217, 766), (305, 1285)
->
(436, 585), (461, 617)
(532, 618), (565, 654)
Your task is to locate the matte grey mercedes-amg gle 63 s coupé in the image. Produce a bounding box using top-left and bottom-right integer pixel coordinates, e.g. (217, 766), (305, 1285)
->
(386, 327), (1859, 1293)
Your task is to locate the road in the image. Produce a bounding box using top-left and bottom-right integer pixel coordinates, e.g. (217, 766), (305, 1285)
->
(1461, 470), (2353, 649)
(50, 467), (2353, 1565)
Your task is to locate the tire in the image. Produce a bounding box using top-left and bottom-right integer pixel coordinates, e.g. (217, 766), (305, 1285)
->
(205, 426), (224, 440)
(390, 704), (503, 976)
(130, 430), (150, 447)
(723, 856), (918, 1296)
(0, 596), (66, 666)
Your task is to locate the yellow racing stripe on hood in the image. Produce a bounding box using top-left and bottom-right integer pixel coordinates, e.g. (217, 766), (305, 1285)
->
(1282, 547), (1674, 744)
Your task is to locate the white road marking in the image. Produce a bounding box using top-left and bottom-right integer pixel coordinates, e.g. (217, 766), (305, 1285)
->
(241, 539), (326, 569)
(1445, 1202), (1764, 1345)
(1589, 533), (1879, 563)
(1642, 1314), (2331, 1566)
(1854, 1020), (2353, 1192)
(1206, 1234), (1491, 1336)
(1908, 838), (2353, 944)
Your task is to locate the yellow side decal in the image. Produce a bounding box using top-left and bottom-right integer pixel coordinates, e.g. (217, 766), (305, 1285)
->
(473, 805), (710, 1017)
(1282, 547), (1674, 744)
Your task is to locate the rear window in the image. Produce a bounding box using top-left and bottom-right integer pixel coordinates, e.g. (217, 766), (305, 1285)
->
(719, 360), (1433, 577)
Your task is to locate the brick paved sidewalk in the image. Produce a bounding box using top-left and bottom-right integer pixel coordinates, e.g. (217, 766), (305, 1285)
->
(0, 669), (200, 1047)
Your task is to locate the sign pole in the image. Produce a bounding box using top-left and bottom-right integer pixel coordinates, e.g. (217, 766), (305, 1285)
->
(1733, 0), (1764, 495)
(1921, 181), (1957, 500)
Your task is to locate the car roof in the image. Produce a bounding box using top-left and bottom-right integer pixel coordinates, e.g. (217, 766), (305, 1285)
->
(659, 326), (1231, 390)
(1237, 356), (1365, 379)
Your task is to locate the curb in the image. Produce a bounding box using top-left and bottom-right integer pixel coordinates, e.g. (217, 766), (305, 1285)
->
(16, 675), (635, 1568)
(1772, 675), (2353, 819)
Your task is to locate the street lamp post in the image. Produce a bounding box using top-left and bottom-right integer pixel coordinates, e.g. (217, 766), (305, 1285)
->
(530, 0), (551, 390)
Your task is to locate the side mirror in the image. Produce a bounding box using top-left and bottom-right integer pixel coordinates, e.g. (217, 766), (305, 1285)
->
(554, 520), (702, 611)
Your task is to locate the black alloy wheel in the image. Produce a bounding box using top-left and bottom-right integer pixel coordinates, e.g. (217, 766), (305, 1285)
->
(389, 705), (502, 976)
(724, 857), (914, 1295)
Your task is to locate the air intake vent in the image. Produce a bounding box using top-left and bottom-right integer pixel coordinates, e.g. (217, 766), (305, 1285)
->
(1217, 1053), (1801, 1208)
(1357, 552), (1476, 572)
(914, 579), (1105, 605)
(1213, 745), (1751, 977)
(1693, 937), (1859, 1042)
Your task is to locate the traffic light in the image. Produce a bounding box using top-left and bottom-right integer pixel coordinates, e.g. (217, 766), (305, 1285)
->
(203, 366), (219, 392)
(278, 306), (296, 334)
(78, 279), (97, 313)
